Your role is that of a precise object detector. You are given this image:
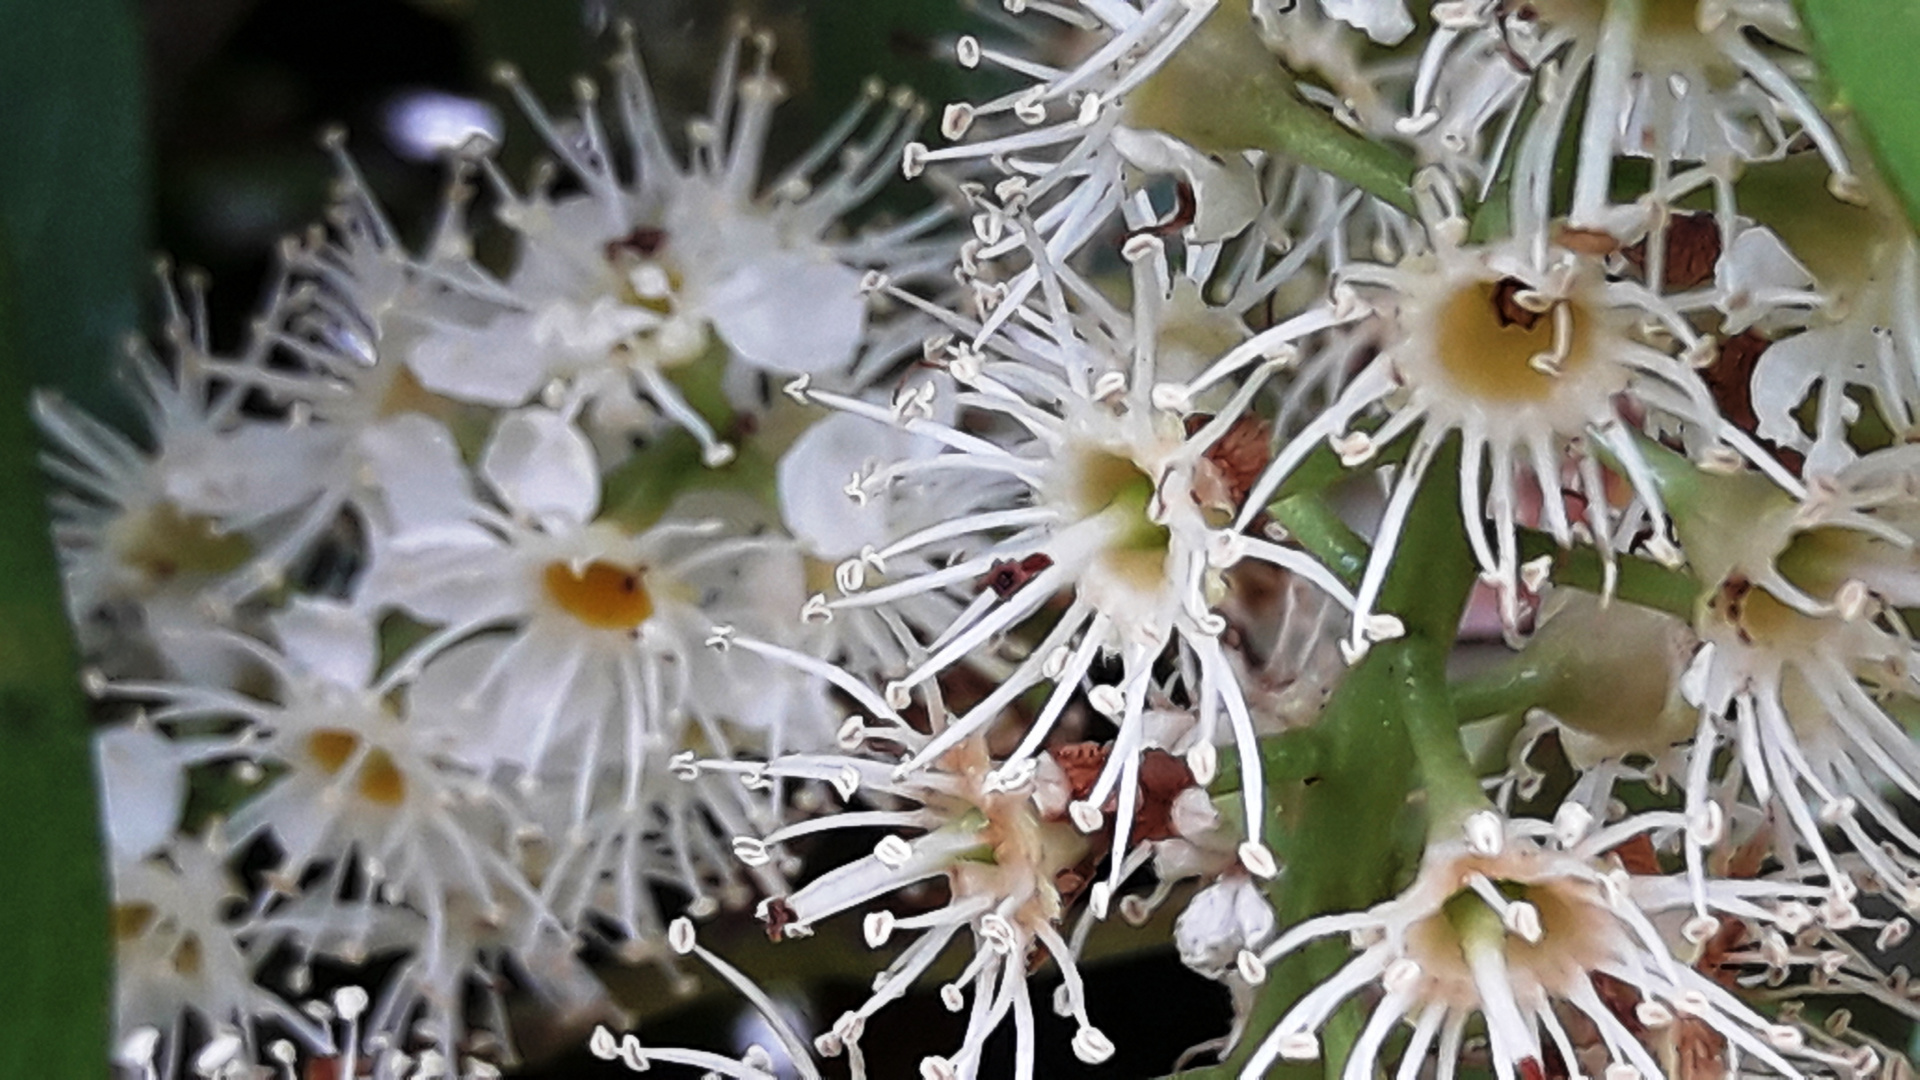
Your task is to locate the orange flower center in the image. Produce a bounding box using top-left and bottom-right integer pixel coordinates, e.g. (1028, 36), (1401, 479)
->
(543, 560), (655, 630)
(305, 729), (408, 807)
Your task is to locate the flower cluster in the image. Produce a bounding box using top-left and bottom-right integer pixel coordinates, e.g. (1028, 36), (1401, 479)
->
(51, 2), (1920, 1079)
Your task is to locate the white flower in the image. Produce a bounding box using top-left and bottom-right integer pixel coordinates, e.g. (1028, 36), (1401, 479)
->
(1229, 174), (1800, 651)
(399, 27), (941, 465)
(1405, 0), (1856, 232)
(366, 408), (818, 779)
(723, 736), (1177, 1079)
(1740, 157), (1920, 475)
(1243, 812), (1833, 1080)
(786, 231), (1361, 886)
(1672, 444), (1920, 910)
(33, 271), (322, 676)
(110, 835), (331, 1080)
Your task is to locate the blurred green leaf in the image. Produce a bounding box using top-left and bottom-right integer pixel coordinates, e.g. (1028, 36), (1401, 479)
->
(1798, 0), (1920, 227)
(0, 225), (112, 1077)
(0, 1), (149, 1073)
(0, 0), (151, 423)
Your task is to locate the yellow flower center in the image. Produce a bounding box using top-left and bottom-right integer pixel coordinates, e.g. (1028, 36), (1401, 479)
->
(1072, 450), (1171, 587)
(112, 901), (204, 975)
(543, 560), (656, 630)
(109, 502), (253, 586)
(1433, 279), (1594, 404)
(305, 729), (408, 807)
(113, 901), (157, 940)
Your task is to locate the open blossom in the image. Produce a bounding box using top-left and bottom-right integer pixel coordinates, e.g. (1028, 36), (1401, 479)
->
(109, 835), (333, 1080)
(33, 270), (325, 680)
(1738, 156), (1920, 475)
(1217, 173), (1799, 651)
(363, 407), (825, 777)
(1404, 0), (1855, 234)
(783, 227), (1367, 889)
(395, 25), (944, 466)
(712, 729), (1215, 1080)
(1243, 810), (1837, 1080)
(1668, 444), (1920, 912)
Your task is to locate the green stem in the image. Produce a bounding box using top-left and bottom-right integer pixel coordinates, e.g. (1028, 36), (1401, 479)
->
(1515, 529), (1700, 620)
(1449, 655), (1558, 723)
(1264, 421), (1414, 507)
(1127, 0), (1417, 215)
(1397, 637), (1494, 839)
(1176, 439), (1479, 1079)
(1269, 494), (1369, 589)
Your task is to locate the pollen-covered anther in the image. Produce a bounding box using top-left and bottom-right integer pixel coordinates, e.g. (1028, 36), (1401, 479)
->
(1206, 530), (1247, 569)
(1765, 1025), (1805, 1050)
(194, 1034), (244, 1075)
(1465, 810), (1505, 856)
(1636, 1001), (1675, 1028)
(1185, 743), (1218, 786)
(832, 765), (861, 801)
(874, 835), (913, 869)
(801, 594), (833, 624)
(863, 910), (895, 948)
(1520, 554), (1554, 593)
(938, 982), (966, 1013)
(1697, 445), (1744, 475)
(1239, 841), (1278, 879)
(1363, 614), (1405, 642)
(884, 680), (912, 710)
(1331, 429), (1377, 466)
(1092, 370), (1128, 402)
(1681, 914), (1722, 947)
(1277, 1032), (1321, 1061)
(1236, 949), (1268, 984)
(1121, 233), (1163, 265)
(732, 837), (771, 867)
(1504, 901), (1544, 943)
(1835, 579), (1872, 621)
(1088, 684), (1125, 717)
(1069, 800), (1105, 834)
(1072, 1026), (1116, 1065)
(1687, 801), (1724, 845)
(1151, 382), (1193, 412)
(1877, 918), (1912, 952)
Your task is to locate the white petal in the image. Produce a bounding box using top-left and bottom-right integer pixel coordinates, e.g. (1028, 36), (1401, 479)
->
(1110, 128), (1262, 242)
(357, 415), (485, 547)
(481, 408), (600, 524)
(1317, 0), (1414, 44)
(777, 412), (911, 559)
(271, 596), (377, 690)
(97, 725), (187, 864)
(704, 251), (868, 375)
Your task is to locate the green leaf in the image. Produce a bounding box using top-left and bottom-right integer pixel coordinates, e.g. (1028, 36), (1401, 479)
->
(1798, 0), (1920, 227)
(0, 226), (112, 1077)
(0, 2), (149, 1072)
(0, 0), (150, 425)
